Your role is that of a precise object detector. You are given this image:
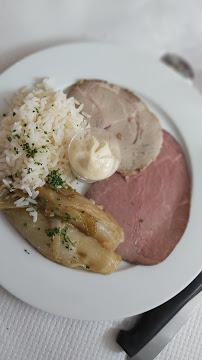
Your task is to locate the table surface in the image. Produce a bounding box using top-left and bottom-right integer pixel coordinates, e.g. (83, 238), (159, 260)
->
(0, 1), (202, 359)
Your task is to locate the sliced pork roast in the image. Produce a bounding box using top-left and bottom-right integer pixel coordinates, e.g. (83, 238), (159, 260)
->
(86, 131), (191, 265)
(67, 79), (163, 176)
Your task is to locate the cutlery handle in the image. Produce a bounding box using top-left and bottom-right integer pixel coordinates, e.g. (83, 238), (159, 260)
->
(117, 272), (202, 358)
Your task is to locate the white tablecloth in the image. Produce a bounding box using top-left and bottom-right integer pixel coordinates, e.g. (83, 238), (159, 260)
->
(0, 1), (202, 359)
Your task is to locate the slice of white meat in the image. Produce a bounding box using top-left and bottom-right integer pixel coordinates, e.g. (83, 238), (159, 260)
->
(67, 79), (163, 176)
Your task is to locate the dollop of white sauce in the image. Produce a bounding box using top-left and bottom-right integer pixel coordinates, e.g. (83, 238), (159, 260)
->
(69, 136), (116, 181)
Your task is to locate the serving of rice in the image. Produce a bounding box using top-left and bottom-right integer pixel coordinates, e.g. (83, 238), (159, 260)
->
(0, 78), (89, 221)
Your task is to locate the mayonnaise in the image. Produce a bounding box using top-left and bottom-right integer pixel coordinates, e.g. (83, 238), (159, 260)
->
(68, 128), (121, 182)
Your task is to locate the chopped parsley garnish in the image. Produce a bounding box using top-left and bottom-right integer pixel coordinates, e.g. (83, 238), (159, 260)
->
(55, 205), (60, 211)
(24, 249), (30, 254)
(42, 145), (46, 149)
(61, 227), (74, 246)
(57, 197), (61, 201)
(46, 169), (64, 189)
(46, 140), (49, 142)
(37, 227), (41, 231)
(13, 134), (20, 139)
(3, 113), (7, 117)
(15, 173), (18, 177)
(44, 131), (47, 134)
(13, 112), (16, 116)
(34, 162), (42, 165)
(86, 265), (90, 269)
(139, 218), (144, 223)
(64, 213), (72, 223)
(13, 130), (17, 132)
(46, 243), (51, 248)
(24, 223), (28, 228)
(35, 107), (40, 113)
(27, 168), (32, 174)
(7, 137), (12, 142)
(22, 141), (30, 151)
(22, 141), (38, 158)
(45, 227), (60, 238)
(14, 147), (19, 154)
(44, 198), (48, 206)
(7, 175), (12, 179)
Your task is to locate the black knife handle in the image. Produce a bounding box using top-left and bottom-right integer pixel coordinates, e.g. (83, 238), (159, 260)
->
(117, 272), (202, 358)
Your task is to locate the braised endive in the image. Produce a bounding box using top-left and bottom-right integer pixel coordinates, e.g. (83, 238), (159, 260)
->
(0, 183), (124, 274)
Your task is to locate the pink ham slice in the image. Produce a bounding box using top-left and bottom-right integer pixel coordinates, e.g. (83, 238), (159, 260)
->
(86, 130), (191, 265)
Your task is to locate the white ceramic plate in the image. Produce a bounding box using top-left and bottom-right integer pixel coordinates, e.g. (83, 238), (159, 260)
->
(0, 43), (202, 320)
